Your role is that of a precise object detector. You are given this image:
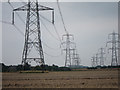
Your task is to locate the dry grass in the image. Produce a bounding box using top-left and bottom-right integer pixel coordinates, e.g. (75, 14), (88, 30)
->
(2, 69), (118, 88)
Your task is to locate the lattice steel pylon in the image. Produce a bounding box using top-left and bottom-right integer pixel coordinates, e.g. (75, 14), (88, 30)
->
(61, 33), (74, 67)
(91, 56), (96, 67)
(91, 54), (99, 67)
(107, 31), (120, 66)
(72, 49), (80, 67)
(95, 53), (99, 66)
(98, 47), (105, 66)
(73, 54), (80, 66)
(12, 0), (54, 66)
(72, 48), (76, 65)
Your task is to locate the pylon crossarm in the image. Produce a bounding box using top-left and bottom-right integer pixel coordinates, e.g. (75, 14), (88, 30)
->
(13, 4), (28, 11)
(106, 41), (112, 45)
(13, 4), (54, 11)
(69, 34), (74, 40)
(62, 34), (74, 39)
(38, 5), (54, 11)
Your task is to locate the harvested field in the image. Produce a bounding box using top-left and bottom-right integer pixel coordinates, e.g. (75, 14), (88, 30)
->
(2, 69), (119, 88)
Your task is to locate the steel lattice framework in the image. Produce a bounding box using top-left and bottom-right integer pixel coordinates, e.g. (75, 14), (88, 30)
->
(91, 53), (99, 67)
(71, 49), (80, 67)
(98, 48), (105, 66)
(95, 53), (99, 66)
(107, 31), (120, 66)
(12, 0), (54, 66)
(91, 56), (96, 67)
(61, 33), (74, 67)
(73, 54), (80, 66)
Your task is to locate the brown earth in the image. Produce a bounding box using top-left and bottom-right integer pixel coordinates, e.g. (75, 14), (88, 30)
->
(2, 69), (119, 88)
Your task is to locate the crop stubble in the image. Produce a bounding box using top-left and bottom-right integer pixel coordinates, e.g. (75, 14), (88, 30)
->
(2, 69), (119, 88)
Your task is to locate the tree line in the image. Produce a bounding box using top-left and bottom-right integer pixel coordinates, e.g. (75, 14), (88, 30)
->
(0, 63), (72, 72)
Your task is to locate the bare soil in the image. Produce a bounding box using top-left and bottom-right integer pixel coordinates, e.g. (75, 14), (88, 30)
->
(2, 69), (119, 88)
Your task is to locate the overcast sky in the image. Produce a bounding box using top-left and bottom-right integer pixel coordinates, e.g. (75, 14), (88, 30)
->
(1, 1), (118, 67)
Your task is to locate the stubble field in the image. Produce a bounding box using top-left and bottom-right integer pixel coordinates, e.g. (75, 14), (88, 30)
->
(2, 69), (119, 88)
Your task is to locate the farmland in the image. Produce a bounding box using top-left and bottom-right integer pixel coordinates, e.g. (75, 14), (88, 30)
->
(2, 69), (119, 88)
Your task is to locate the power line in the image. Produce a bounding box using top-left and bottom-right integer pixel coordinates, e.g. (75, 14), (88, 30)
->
(42, 41), (60, 51)
(8, 1), (61, 50)
(6, 1), (62, 61)
(1, 18), (61, 53)
(40, 14), (62, 43)
(8, 1), (65, 43)
(53, 25), (62, 43)
(12, 1), (56, 65)
(1, 19), (61, 58)
(40, 14), (52, 23)
(57, 0), (68, 34)
(56, 1), (80, 67)
(40, 18), (60, 42)
(13, 24), (24, 36)
(44, 51), (62, 57)
(0, 20), (25, 36)
(0, 20), (11, 25)
(8, 1), (25, 24)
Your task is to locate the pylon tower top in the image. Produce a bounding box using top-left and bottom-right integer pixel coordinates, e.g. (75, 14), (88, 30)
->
(12, 0), (54, 66)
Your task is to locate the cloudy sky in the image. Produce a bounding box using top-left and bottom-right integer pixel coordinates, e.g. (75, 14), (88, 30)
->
(1, 1), (118, 66)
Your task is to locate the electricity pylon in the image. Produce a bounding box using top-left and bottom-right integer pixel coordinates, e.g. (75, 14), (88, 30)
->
(73, 54), (80, 66)
(91, 56), (96, 67)
(72, 49), (80, 67)
(98, 47), (105, 66)
(61, 33), (74, 67)
(95, 53), (99, 66)
(71, 48), (76, 65)
(12, 0), (54, 66)
(107, 31), (120, 66)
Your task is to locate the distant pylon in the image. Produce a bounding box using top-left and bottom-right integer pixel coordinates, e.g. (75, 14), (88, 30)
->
(71, 48), (76, 65)
(61, 33), (74, 67)
(98, 47), (105, 66)
(107, 31), (120, 66)
(91, 56), (96, 67)
(72, 49), (80, 67)
(12, 0), (54, 66)
(74, 54), (80, 66)
(95, 53), (99, 66)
